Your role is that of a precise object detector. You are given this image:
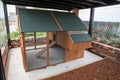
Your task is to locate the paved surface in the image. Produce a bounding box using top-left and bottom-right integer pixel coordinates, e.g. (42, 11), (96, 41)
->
(6, 46), (103, 80)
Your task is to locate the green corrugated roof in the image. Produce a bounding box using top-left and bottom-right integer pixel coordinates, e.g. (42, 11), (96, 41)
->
(19, 9), (87, 32)
(19, 9), (60, 32)
(70, 34), (92, 43)
(54, 11), (87, 31)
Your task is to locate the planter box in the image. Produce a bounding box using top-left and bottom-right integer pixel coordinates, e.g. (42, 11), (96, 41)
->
(90, 41), (120, 62)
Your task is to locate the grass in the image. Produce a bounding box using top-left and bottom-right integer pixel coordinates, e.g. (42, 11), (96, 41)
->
(10, 30), (46, 40)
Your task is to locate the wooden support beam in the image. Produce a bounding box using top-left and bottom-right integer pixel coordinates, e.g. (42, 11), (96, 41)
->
(20, 32), (28, 72)
(36, 41), (56, 58)
(18, 9), (28, 72)
(50, 11), (63, 31)
(34, 32), (36, 49)
(46, 32), (50, 66)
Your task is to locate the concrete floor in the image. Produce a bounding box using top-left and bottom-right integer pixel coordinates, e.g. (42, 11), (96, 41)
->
(6, 46), (103, 80)
(26, 45), (65, 70)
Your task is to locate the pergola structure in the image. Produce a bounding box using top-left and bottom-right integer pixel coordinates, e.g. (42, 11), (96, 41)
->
(1, 0), (120, 80)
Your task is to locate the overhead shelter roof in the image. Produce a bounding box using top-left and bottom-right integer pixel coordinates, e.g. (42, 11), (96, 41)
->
(19, 9), (87, 32)
(2, 0), (120, 11)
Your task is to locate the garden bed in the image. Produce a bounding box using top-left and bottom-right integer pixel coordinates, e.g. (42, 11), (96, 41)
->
(90, 41), (120, 62)
(43, 58), (120, 80)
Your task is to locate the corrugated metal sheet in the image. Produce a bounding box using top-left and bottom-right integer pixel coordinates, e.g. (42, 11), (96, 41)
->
(70, 34), (92, 43)
(19, 9), (92, 42)
(54, 11), (87, 31)
(19, 9), (87, 32)
(19, 9), (60, 32)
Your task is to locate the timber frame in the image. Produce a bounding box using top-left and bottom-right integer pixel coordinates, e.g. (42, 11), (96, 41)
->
(18, 8), (92, 71)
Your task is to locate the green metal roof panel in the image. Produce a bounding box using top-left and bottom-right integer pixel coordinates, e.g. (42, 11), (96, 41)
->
(70, 34), (92, 43)
(53, 12), (87, 31)
(19, 9), (60, 32)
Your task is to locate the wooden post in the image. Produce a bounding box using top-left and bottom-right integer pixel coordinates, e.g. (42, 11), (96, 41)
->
(34, 32), (36, 49)
(20, 32), (28, 72)
(46, 32), (50, 66)
(18, 9), (28, 72)
(72, 8), (79, 16)
(50, 11), (63, 31)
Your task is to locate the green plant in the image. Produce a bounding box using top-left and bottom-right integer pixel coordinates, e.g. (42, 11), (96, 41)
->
(10, 31), (20, 40)
(101, 37), (108, 44)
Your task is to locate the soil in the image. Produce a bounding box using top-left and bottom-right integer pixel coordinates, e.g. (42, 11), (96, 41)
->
(43, 58), (120, 80)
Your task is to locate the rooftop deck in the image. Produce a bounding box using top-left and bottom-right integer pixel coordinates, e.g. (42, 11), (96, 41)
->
(6, 45), (103, 80)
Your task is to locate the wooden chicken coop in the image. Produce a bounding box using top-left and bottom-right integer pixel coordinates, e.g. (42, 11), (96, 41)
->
(18, 8), (92, 71)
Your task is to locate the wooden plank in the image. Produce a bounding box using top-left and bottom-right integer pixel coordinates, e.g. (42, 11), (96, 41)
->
(18, 10), (28, 71)
(18, 12), (27, 70)
(46, 32), (50, 66)
(34, 32), (36, 49)
(25, 34), (34, 37)
(18, 9), (22, 33)
(56, 31), (67, 48)
(65, 49), (84, 62)
(20, 32), (28, 72)
(36, 41), (56, 58)
(48, 32), (54, 41)
(50, 11), (63, 31)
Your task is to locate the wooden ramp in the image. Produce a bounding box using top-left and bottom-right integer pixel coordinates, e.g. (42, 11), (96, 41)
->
(36, 42), (56, 58)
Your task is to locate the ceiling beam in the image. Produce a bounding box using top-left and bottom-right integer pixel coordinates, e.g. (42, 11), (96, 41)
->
(87, 0), (107, 5)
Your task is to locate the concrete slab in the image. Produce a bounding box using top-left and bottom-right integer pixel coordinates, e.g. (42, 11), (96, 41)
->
(26, 45), (65, 70)
(6, 46), (103, 80)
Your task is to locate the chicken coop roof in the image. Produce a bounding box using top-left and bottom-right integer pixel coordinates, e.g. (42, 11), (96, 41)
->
(19, 9), (87, 32)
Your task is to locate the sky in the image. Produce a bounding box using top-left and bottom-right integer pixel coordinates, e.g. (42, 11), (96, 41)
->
(0, 3), (16, 18)
(0, 2), (120, 22)
(79, 4), (120, 22)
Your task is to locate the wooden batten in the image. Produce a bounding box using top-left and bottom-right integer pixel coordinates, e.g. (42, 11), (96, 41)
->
(48, 32), (54, 41)
(20, 32), (28, 72)
(18, 9), (28, 72)
(46, 32), (50, 66)
(18, 9), (22, 33)
(34, 32), (36, 49)
(50, 11), (63, 31)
